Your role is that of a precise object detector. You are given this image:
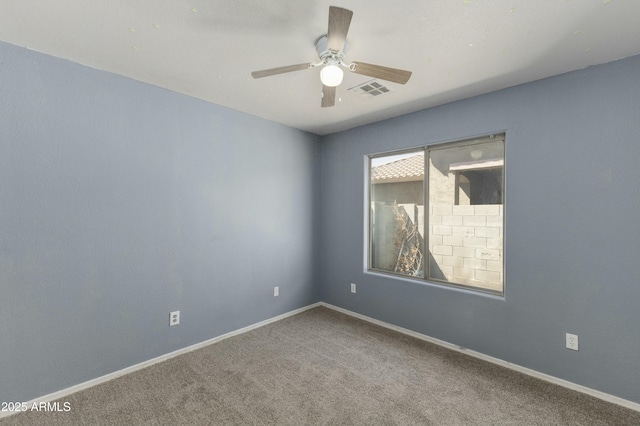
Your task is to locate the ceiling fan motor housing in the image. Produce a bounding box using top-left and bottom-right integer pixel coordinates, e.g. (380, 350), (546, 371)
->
(315, 35), (348, 65)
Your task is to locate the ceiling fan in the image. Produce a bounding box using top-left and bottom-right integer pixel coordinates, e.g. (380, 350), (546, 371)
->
(251, 6), (412, 108)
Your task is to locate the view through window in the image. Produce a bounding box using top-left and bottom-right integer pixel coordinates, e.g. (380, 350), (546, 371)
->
(369, 135), (504, 294)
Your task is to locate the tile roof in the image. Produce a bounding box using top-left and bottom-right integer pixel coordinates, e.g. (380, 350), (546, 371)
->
(371, 154), (424, 183)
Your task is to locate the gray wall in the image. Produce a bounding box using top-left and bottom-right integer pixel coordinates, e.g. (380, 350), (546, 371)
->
(2, 37), (640, 406)
(0, 41), (320, 402)
(319, 54), (640, 403)
(372, 181), (423, 205)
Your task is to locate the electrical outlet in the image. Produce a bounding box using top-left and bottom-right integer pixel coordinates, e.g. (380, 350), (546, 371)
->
(350, 283), (356, 294)
(566, 333), (578, 351)
(273, 286), (279, 297)
(169, 311), (180, 327)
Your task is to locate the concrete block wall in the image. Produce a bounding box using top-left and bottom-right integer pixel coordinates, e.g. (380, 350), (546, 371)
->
(372, 202), (503, 291)
(428, 204), (503, 292)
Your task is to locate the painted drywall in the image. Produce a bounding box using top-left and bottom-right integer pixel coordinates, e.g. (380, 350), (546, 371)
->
(319, 54), (640, 403)
(0, 41), (320, 402)
(2, 36), (639, 407)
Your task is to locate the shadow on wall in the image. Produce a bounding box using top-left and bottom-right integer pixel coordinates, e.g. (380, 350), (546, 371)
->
(428, 251), (445, 280)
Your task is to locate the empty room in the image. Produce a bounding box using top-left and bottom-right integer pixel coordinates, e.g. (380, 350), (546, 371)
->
(1, 1), (640, 424)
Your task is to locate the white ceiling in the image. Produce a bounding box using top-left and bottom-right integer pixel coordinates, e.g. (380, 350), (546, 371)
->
(2, 0), (640, 135)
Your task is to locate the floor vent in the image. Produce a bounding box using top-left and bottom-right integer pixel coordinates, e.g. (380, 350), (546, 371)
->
(349, 80), (392, 98)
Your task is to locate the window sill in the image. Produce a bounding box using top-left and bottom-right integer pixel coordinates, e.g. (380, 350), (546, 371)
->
(364, 269), (505, 300)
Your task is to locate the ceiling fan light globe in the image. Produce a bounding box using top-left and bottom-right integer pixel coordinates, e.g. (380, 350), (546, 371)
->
(320, 65), (344, 87)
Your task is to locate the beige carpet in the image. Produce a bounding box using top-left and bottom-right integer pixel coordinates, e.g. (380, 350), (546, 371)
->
(3, 307), (639, 425)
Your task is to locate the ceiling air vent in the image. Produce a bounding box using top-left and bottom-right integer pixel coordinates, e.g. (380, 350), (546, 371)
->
(349, 80), (392, 99)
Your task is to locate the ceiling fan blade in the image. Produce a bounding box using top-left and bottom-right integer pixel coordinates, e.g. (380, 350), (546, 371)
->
(350, 62), (412, 84)
(321, 85), (336, 108)
(251, 63), (311, 79)
(326, 6), (353, 52)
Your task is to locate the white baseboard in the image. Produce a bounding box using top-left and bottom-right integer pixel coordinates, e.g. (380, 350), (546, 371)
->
(4, 301), (638, 420)
(0, 302), (321, 420)
(320, 302), (640, 413)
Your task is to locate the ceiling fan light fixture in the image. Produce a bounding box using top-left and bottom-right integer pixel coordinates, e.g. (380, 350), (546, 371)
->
(320, 64), (344, 87)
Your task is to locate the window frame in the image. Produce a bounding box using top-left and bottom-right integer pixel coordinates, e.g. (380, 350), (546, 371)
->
(367, 134), (505, 296)
(368, 147), (426, 279)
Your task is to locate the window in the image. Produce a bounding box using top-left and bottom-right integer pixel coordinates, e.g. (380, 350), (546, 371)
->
(368, 135), (504, 294)
(370, 150), (425, 277)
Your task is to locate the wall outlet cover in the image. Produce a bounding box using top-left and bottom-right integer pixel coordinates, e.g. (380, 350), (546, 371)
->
(566, 333), (579, 351)
(170, 311), (180, 327)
